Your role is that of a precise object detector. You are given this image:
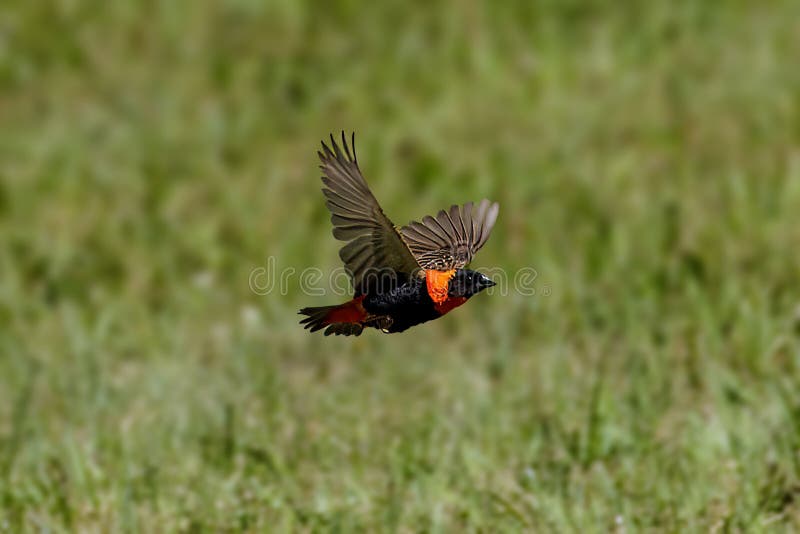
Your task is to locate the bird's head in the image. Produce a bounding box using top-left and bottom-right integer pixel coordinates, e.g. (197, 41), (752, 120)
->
(449, 269), (496, 298)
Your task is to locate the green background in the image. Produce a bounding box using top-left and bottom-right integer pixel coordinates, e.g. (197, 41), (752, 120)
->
(2, 1), (800, 531)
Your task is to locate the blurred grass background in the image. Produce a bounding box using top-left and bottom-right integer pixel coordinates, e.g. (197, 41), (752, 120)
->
(2, 0), (800, 531)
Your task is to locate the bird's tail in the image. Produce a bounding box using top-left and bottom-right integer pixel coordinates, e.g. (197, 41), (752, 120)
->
(299, 296), (367, 336)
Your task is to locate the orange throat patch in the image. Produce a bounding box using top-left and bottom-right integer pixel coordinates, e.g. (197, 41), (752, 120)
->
(425, 269), (467, 315)
(425, 269), (455, 304)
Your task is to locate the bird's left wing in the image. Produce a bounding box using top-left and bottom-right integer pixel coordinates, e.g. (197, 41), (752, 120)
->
(319, 132), (421, 294)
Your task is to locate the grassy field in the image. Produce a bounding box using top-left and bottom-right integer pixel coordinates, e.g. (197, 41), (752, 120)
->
(2, 0), (800, 531)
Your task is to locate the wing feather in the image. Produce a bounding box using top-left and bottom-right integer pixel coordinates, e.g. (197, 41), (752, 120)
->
(400, 199), (499, 270)
(318, 132), (420, 293)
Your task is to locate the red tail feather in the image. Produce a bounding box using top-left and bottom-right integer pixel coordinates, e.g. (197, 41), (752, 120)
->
(299, 296), (367, 336)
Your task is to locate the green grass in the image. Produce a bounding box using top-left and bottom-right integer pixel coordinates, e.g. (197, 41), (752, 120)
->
(2, 0), (800, 531)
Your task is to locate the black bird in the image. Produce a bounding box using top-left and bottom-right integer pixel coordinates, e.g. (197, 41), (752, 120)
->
(300, 133), (499, 336)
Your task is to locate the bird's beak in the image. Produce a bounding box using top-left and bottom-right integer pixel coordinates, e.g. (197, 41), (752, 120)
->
(479, 274), (496, 289)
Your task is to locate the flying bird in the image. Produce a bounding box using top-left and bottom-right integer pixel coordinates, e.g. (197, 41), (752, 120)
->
(299, 132), (499, 336)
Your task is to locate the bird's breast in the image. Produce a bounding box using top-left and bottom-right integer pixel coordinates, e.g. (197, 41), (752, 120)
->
(433, 296), (467, 316)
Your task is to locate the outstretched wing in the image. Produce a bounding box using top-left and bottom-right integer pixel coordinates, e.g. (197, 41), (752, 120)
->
(400, 199), (499, 270)
(319, 132), (420, 294)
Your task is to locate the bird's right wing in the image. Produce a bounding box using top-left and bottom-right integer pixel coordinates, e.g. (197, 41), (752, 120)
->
(400, 199), (499, 271)
(319, 132), (421, 294)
